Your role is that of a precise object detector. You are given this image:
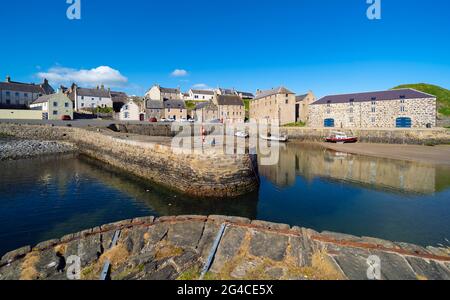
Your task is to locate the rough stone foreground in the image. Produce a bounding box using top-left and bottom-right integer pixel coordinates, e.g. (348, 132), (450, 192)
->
(1, 216), (449, 280)
(0, 139), (76, 161)
(0, 124), (259, 198)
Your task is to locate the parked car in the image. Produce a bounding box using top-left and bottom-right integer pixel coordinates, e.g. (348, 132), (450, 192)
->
(179, 118), (189, 123)
(149, 117), (157, 123)
(61, 115), (72, 121)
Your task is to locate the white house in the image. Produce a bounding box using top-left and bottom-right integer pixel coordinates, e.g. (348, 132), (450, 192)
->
(67, 84), (113, 111)
(119, 100), (144, 121)
(30, 92), (73, 120)
(187, 89), (215, 101)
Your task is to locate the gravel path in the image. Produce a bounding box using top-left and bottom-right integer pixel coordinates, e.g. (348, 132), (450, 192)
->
(0, 139), (77, 161)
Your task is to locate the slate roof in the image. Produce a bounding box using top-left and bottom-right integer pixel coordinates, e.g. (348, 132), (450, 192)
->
(163, 100), (186, 109)
(160, 87), (180, 94)
(111, 91), (128, 103)
(0, 80), (52, 95)
(195, 101), (218, 110)
(31, 93), (70, 105)
(191, 89), (215, 95)
(238, 91), (255, 98)
(146, 100), (164, 109)
(312, 89), (435, 105)
(296, 94), (309, 102)
(218, 88), (237, 95)
(77, 87), (111, 98)
(253, 87), (295, 100)
(216, 95), (244, 106)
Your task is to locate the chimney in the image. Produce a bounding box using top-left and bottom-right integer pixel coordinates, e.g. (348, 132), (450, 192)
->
(256, 89), (262, 95)
(6, 75), (11, 82)
(101, 84), (105, 90)
(43, 78), (49, 85)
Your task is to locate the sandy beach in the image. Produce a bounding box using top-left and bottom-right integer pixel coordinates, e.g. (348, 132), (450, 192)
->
(317, 142), (450, 165)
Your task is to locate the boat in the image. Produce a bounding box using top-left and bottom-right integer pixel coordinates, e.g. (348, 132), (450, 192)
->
(326, 132), (358, 144)
(260, 134), (289, 142)
(235, 131), (249, 138)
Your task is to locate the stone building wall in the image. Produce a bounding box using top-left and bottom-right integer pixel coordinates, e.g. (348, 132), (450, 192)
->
(250, 93), (296, 125)
(309, 97), (437, 128)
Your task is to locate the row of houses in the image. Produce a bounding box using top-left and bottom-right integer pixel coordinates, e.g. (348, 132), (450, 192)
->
(0, 75), (438, 128)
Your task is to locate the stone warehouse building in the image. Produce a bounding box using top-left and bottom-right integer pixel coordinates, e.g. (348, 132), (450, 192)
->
(0, 76), (54, 108)
(249, 87), (296, 125)
(214, 94), (245, 124)
(309, 89), (437, 129)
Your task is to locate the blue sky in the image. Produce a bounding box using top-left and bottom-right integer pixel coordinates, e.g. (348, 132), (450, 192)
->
(0, 0), (449, 97)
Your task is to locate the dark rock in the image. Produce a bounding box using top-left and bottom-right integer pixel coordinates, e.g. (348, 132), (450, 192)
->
(173, 250), (199, 270)
(249, 231), (288, 262)
(144, 264), (178, 280)
(34, 239), (60, 251)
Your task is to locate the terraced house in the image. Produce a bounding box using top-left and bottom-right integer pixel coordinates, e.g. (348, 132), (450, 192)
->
(249, 87), (296, 125)
(0, 76), (54, 108)
(308, 89), (437, 128)
(145, 85), (182, 101)
(66, 84), (113, 111)
(214, 94), (245, 124)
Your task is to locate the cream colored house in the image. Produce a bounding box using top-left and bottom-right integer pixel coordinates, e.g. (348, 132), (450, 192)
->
(187, 89), (215, 101)
(30, 92), (73, 120)
(296, 91), (316, 124)
(145, 85), (182, 101)
(119, 99), (145, 121)
(250, 87), (296, 125)
(213, 94), (245, 124)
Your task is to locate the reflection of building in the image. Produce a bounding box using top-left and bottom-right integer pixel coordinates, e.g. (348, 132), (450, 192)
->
(260, 143), (445, 194)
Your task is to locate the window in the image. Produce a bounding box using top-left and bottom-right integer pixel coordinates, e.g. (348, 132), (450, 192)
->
(6, 91), (10, 96)
(400, 106), (405, 112)
(371, 97), (377, 101)
(168, 109), (171, 112)
(81, 103), (85, 107)
(15, 92), (19, 97)
(125, 105), (129, 110)
(327, 101), (331, 107)
(400, 99), (405, 104)
(349, 108), (354, 113)
(24, 93), (28, 97)
(371, 101), (376, 105)
(124, 112), (129, 119)
(326, 108), (331, 114)
(53, 102), (58, 107)
(371, 117), (375, 123)
(81, 96), (84, 100)
(92, 98), (94, 101)
(285, 99), (289, 104)
(349, 117), (354, 123)
(371, 107), (376, 113)
(400, 95), (406, 99)
(53, 110), (58, 115)
(65, 102), (69, 108)
(350, 100), (354, 106)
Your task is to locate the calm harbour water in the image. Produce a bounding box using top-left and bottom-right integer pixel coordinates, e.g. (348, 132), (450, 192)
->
(1, 143), (449, 255)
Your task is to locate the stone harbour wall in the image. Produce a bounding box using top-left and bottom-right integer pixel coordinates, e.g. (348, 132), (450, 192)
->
(0, 124), (259, 198)
(282, 127), (450, 145)
(1, 215), (449, 280)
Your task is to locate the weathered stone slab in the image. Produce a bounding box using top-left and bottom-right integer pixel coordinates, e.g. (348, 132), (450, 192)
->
(406, 257), (450, 280)
(210, 226), (247, 273)
(132, 216), (155, 225)
(1, 246), (31, 264)
(0, 259), (24, 280)
(288, 235), (314, 267)
(65, 233), (102, 267)
(196, 221), (221, 258)
(251, 220), (290, 230)
(332, 248), (371, 280)
(208, 215), (251, 225)
(230, 260), (259, 279)
(167, 221), (205, 249)
(34, 239), (60, 251)
(369, 251), (417, 280)
(321, 231), (361, 242)
(249, 231), (288, 262)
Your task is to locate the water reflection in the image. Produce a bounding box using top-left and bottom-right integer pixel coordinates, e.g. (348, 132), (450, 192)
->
(259, 143), (450, 194)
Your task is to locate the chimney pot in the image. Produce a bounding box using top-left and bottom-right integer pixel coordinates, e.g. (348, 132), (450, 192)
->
(6, 75), (11, 82)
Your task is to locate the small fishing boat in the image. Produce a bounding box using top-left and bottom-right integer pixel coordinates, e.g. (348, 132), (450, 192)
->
(326, 132), (358, 144)
(260, 134), (289, 142)
(235, 131), (249, 138)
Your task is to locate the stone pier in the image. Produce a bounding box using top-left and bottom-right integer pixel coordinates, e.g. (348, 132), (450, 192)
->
(1, 216), (449, 280)
(0, 124), (259, 198)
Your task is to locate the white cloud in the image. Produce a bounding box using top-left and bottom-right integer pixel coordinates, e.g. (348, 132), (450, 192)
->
(171, 69), (188, 77)
(192, 83), (213, 90)
(37, 66), (128, 87)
